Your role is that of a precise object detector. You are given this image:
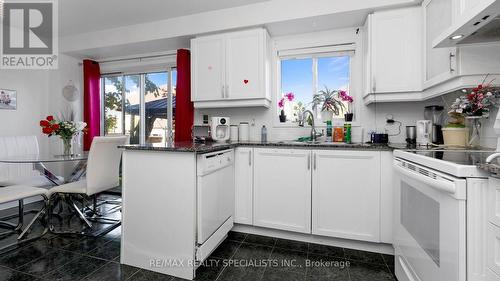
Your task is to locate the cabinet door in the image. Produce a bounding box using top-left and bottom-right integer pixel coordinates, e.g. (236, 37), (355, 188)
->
(371, 7), (422, 93)
(423, 0), (457, 89)
(225, 29), (264, 100)
(488, 177), (500, 227)
(234, 147), (253, 225)
(312, 150), (381, 242)
(488, 223), (500, 278)
(253, 148), (311, 233)
(191, 36), (225, 102)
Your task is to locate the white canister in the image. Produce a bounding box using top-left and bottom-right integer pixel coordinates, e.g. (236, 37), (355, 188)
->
(239, 122), (250, 141)
(230, 125), (239, 142)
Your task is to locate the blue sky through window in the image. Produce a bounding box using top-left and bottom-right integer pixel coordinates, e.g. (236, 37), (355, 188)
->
(280, 55), (350, 121)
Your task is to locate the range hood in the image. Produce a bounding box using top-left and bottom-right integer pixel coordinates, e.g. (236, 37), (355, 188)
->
(434, 1), (500, 47)
(459, 15), (500, 44)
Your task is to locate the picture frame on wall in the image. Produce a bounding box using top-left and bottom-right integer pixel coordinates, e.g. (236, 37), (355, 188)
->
(0, 89), (17, 110)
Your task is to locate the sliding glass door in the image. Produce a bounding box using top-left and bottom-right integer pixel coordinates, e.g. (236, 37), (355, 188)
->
(102, 68), (177, 145)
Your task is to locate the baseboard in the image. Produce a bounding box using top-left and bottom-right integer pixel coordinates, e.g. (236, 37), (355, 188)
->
(232, 224), (394, 255)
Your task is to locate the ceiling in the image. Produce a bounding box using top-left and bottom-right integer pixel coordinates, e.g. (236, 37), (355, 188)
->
(58, 0), (270, 36)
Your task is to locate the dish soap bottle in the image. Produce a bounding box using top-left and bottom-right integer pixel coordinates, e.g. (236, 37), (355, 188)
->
(261, 125), (267, 143)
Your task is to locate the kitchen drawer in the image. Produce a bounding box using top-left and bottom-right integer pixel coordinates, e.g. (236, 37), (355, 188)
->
(488, 177), (500, 227)
(487, 223), (500, 277)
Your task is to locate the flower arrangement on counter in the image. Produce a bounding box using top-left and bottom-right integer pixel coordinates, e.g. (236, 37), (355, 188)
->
(444, 75), (498, 147)
(448, 77), (497, 117)
(278, 92), (295, 122)
(40, 115), (87, 155)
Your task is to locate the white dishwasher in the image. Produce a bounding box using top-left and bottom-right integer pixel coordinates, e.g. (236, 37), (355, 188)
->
(196, 149), (234, 262)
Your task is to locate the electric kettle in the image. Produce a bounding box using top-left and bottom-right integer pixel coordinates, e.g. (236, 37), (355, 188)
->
(416, 120), (432, 146)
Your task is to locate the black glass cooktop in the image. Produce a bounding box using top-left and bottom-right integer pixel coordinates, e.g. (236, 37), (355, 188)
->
(408, 150), (494, 166)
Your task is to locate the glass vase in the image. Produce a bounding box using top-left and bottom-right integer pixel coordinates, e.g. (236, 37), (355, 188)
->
(465, 116), (482, 148)
(61, 137), (72, 156)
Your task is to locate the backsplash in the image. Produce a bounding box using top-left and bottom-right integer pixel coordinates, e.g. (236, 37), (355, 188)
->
(195, 92), (498, 148)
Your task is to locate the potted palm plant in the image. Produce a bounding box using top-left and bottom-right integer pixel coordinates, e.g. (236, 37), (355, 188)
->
(312, 86), (346, 121)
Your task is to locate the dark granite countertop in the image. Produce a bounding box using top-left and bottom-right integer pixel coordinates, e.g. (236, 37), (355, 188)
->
(120, 141), (407, 154)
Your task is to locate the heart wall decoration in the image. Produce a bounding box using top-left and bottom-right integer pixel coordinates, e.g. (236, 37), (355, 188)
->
(243, 79), (249, 84)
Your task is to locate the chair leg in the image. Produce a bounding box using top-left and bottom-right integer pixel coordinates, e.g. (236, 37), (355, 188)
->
(17, 196), (48, 240)
(0, 195), (49, 253)
(69, 197), (92, 228)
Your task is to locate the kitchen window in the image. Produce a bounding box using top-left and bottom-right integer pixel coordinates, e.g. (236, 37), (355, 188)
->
(278, 46), (353, 124)
(101, 69), (177, 145)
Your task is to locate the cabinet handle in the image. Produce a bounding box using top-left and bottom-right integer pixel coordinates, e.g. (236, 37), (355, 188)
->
(372, 78), (376, 93)
(307, 154), (311, 170)
(225, 85), (229, 98)
(449, 52), (455, 73)
(249, 150), (252, 166)
(221, 85), (225, 98)
(313, 153), (317, 170)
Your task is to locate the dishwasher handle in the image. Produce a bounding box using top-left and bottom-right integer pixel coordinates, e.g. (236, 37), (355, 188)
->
(198, 149), (234, 175)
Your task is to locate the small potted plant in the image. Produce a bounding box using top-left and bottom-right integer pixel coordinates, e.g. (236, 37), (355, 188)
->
(442, 112), (468, 147)
(278, 92), (294, 122)
(312, 86), (347, 121)
(446, 76), (497, 147)
(339, 90), (354, 121)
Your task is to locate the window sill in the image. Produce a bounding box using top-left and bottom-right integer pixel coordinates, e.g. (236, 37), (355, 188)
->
(273, 121), (361, 129)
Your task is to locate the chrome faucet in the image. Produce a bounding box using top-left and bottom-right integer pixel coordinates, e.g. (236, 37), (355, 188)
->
(299, 110), (322, 141)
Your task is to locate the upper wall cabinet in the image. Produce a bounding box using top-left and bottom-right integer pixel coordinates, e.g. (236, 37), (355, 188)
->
(191, 28), (271, 108)
(363, 7), (423, 101)
(423, 0), (458, 89)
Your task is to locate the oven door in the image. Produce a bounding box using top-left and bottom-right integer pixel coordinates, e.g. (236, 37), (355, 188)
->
(393, 158), (466, 281)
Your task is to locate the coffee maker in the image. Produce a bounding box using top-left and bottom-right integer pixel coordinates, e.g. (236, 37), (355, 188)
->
(210, 117), (230, 142)
(424, 105), (444, 144)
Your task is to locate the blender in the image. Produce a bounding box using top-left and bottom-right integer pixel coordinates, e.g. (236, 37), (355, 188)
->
(424, 105), (444, 145)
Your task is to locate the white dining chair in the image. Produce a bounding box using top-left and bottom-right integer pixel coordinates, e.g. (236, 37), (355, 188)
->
(47, 136), (128, 236)
(0, 136), (56, 187)
(0, 185), (49, 251)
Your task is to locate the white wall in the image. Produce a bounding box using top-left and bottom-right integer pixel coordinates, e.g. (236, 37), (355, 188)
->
(0, 70), (50, 151)
(0, 54), (83, 153)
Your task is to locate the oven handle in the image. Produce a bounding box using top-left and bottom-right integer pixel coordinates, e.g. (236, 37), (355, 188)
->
(393, 163), (456, 194)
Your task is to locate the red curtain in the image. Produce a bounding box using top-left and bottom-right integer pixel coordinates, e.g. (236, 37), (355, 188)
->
(83, 59), (101, 151)
(175, 49), (194, 142)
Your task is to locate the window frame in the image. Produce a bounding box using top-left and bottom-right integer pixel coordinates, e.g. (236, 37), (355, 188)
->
(275, 46), (355, 128)
(100, 66), (177, 145)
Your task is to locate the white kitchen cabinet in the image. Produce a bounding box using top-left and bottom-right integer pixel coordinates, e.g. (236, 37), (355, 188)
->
(380, 151), (394, 244)
(488, 223), (500, 278)
(363, 7), (422, 97)
(253, 148), (312, 234)
(423, 0), (458, 89)
(191, 36), (226, 102)
(489, 177), (500, 228)
(191, 28), (271, 108)
(311, 150), (381, 242)
(234, 147), (253, 225)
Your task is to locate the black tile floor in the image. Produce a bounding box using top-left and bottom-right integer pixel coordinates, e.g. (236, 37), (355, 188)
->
(0, 202), (397, 281)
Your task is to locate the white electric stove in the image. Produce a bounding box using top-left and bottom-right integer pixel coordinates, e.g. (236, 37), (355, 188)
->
(393, 148), (494, 281)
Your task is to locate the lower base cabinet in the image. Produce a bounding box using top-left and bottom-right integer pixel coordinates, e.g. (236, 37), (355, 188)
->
(312, 150), (381, 242)
(253, 148), (312, 233)
(234, 147), (253, 224)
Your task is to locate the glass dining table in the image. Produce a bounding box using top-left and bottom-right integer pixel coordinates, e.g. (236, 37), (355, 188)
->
(0, 152), (89, 186)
